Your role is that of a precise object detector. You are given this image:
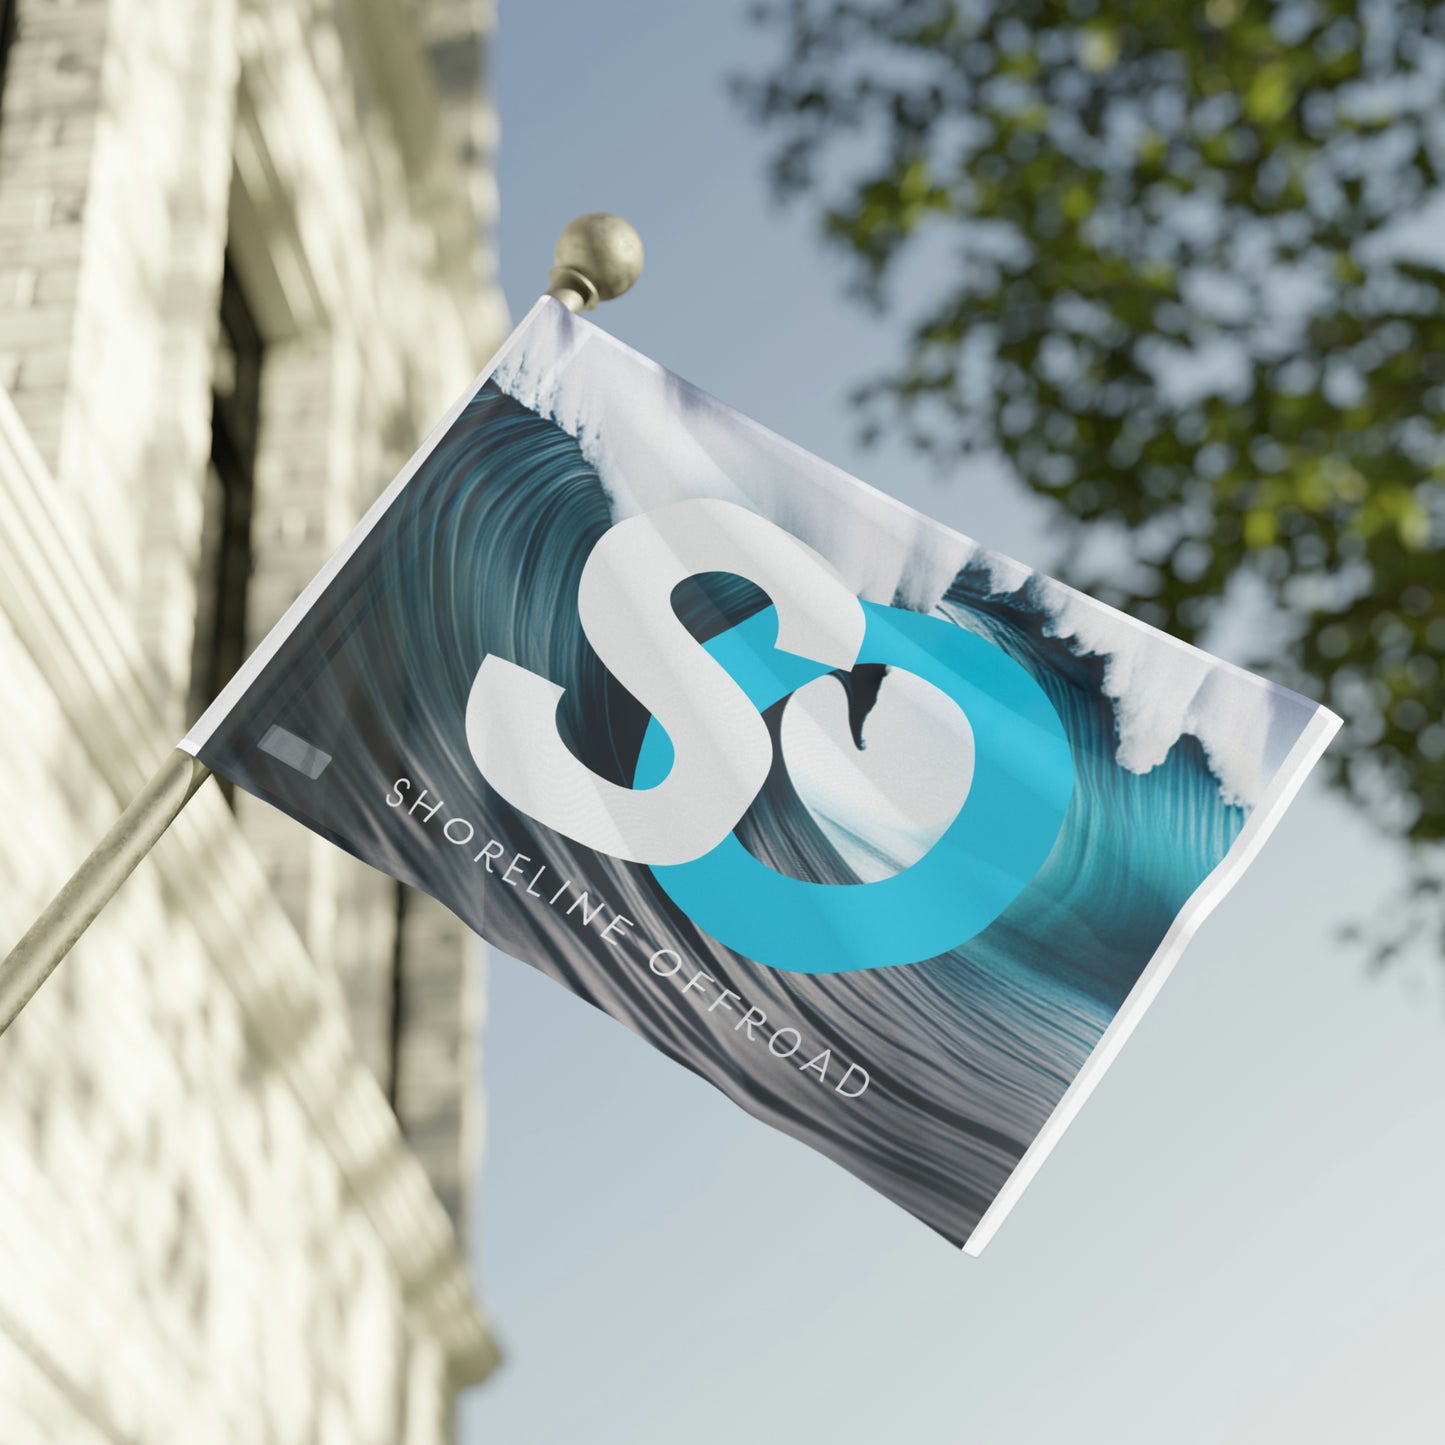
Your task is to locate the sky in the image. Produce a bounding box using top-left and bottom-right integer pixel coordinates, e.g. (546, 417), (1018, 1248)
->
(461, 5), (1445, 1441)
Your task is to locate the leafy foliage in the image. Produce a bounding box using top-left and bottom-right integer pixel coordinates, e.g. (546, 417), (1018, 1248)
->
(738, 0), (1445, 876)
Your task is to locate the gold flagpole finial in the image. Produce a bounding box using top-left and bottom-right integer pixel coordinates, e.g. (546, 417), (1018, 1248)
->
(547, 213), (645, 314)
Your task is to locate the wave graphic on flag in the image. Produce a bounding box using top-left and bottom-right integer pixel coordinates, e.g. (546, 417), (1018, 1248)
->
(185, 303), (1336, 1250)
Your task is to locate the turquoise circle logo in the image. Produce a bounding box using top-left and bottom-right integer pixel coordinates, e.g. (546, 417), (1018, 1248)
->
(634, 602), (1073, 974)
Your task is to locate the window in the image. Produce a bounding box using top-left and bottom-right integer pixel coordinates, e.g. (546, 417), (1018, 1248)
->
(0, 0), (16, 114)
(188, 255), (264, 774)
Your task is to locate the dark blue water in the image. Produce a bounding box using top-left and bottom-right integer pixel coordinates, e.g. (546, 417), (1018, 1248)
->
(198, 384), (1253, 1246)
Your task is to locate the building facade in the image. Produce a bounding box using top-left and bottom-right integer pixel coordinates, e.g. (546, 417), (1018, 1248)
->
(0, 1), (507, 1441)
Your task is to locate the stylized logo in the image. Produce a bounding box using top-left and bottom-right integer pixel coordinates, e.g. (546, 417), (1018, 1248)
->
(468, 499), (1072, 972)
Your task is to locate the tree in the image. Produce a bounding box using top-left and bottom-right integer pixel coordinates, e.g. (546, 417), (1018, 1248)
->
(738, 0), (1445, 956)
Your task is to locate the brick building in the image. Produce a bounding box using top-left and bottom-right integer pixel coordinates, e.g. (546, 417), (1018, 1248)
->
(0, 1), (507, 1441)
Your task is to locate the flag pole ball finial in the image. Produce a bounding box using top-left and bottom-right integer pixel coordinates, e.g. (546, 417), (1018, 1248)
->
(548, 214), (644, 313)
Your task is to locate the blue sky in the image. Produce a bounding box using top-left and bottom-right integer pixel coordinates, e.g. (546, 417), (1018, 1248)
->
(461, 5), (1444, 1441)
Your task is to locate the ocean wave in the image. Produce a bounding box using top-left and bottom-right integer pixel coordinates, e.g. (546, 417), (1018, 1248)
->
(197, 379), (1307, 1246)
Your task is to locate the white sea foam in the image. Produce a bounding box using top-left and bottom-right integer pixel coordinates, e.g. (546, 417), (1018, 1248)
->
(494, 304), (976, 609)
(496, 303), (1322, 811)
(1034, 576), (1314, 807)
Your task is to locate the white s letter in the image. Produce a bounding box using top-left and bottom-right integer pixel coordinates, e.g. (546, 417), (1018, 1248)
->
(467, 499), (863, 863)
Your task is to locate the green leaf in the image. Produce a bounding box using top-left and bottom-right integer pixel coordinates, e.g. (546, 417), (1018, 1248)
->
(1245, 60), (1296, 125)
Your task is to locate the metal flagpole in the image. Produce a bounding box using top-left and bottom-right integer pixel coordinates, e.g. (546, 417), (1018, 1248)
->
(0, 213), (645, 1039)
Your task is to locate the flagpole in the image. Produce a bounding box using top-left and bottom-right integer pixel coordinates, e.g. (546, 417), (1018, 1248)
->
(0, 213), (645, 1039)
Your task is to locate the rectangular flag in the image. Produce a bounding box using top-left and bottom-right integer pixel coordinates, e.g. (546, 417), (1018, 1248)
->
(183, 299), (1340, 1252)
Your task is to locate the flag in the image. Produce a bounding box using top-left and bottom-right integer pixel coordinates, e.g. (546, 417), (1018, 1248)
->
(183, 299), (1340, 1252)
